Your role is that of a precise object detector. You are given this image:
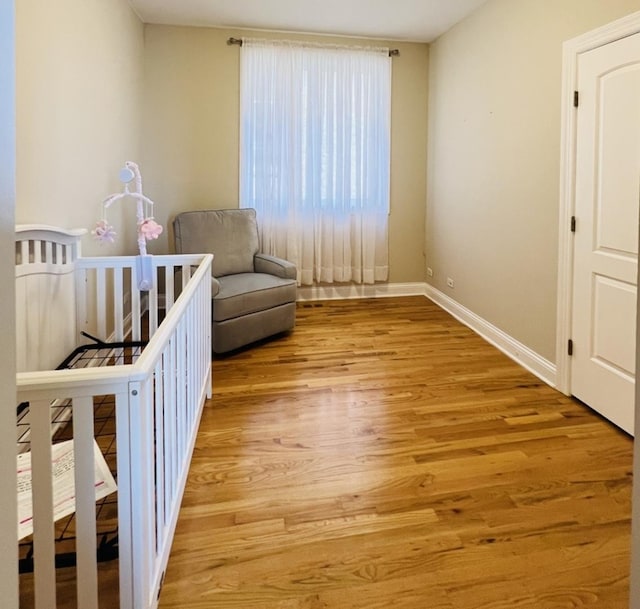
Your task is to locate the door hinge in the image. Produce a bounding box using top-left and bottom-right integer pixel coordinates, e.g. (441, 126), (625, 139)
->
(570, 216), (576, 232)
(573, 91), (579, 107)
(568, 339), (574, 356)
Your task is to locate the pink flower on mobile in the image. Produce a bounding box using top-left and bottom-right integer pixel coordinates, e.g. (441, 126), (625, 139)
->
(139, 218), (163, 240)
(92, 219), (117, 243)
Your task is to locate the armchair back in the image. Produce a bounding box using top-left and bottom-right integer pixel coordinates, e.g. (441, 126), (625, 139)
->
(173, 208), (259, 277)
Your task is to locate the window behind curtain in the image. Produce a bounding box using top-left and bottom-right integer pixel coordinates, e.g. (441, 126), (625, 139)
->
(240, 39), (391, 285)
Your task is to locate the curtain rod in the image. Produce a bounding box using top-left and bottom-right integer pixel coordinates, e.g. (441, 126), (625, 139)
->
(227, 37), (399, 57)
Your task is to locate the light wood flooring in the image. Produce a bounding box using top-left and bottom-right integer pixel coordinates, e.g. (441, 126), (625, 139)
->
(159, 296), (633, 609)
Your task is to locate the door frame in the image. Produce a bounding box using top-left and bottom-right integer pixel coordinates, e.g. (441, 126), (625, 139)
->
(556, 9), (640, 395)
(0, 1), (18, 606)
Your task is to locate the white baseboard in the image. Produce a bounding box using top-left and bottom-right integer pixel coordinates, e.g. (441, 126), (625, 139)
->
(297, 282), (427, 301)
(425, 285), (557, 388)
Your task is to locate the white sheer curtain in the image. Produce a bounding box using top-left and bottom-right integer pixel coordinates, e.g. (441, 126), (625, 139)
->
(240, 38), (391, 285)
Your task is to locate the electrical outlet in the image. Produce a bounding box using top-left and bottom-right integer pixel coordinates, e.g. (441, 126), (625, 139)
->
(447, 277), (454, 288)
(427, 267), (433, 277)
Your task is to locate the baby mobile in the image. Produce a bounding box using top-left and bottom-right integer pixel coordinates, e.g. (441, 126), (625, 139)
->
(92, 161), (163, 291)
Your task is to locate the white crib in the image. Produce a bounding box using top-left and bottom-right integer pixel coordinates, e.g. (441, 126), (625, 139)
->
(15, 225), (213, 609)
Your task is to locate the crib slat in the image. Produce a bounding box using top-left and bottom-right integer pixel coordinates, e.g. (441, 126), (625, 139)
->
(204, 284), (213, 399)
(34, 239), (42, 264)
(20, 239), (28, 267)
(142, 377), (158, 602)
(184, 311), (191, 424)
(181, 264), (190, 290)
(199, 281), (213, 399)
(164, 339), (178, 498)
(154, 360), (166, 546)
(164, 265), (175, 313)
(30, 399), (57, 609)
(114, 267), (124, 341)
(187, 306), (195, 420)
(44, 240), (53, 266)
(176, 325), (185, 473)
(96, 267), (106, 340)
(148, 281), (158, 336)
(115, 390), (134, 609)
(75, 266), (88, 341)
(72, 395), (99, 609)
(131, 266), (141, 342)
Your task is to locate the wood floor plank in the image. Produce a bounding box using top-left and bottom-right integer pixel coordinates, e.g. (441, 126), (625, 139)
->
(159, 297), (632, 609)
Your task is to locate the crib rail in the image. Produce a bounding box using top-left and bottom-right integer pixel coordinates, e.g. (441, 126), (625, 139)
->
(17, 253), (212, 609)
(74, 253), (205, 345)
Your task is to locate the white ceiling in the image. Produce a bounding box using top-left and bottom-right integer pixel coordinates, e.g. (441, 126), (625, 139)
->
(129, 0), (488, 43)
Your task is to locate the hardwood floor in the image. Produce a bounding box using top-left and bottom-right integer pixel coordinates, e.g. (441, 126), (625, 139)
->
(159, 296), (633, 609)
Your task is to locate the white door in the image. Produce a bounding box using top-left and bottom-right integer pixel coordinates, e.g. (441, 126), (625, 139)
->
(572, 33), (640, 435)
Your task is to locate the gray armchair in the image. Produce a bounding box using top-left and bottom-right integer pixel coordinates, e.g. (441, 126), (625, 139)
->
(173, 208), (297, 354)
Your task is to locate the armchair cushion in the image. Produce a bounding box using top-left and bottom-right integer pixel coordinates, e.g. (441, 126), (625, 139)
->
(214, 273), (297, 322)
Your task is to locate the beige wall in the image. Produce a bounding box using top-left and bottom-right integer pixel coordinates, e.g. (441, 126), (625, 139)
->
(142, 26), (429, 283)
(427, 0), (640, 362)
(16, 0), (144, 256)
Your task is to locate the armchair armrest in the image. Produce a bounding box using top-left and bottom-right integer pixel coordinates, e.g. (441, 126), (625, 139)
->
(254, 253), (297, 280)
(211, 275), (221, 297)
